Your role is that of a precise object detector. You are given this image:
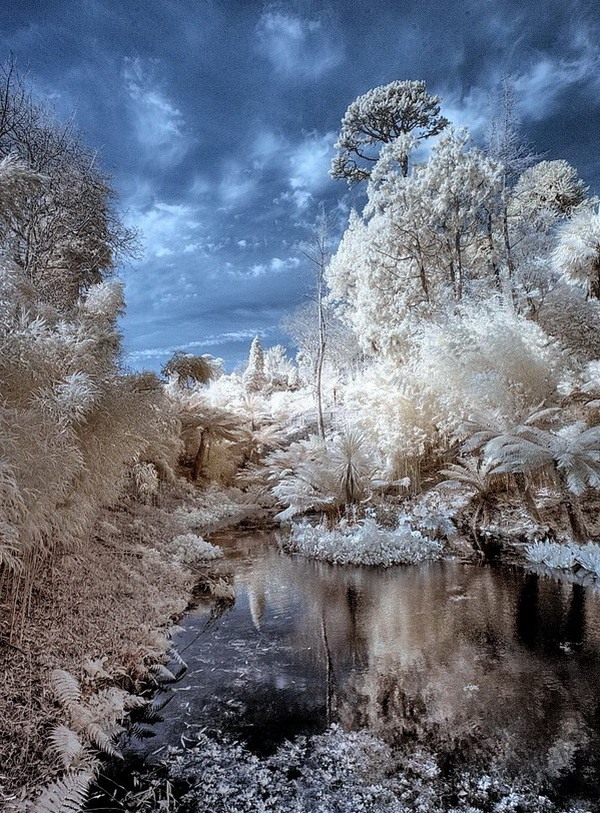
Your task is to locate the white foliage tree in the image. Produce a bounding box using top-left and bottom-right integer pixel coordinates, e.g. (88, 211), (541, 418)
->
(330, 79), (448, 183)
(511, 160), (588, 224)
(343, 301), (565, 489)
(263, 345), (297, 391)
(328, 130), (505, 355)
(243, 336), (267, 393)
(552, 207), (600, 299)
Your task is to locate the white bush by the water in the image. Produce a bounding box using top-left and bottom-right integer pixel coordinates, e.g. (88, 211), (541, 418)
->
(525, 541), (577, 570)
(573, 542), (600, 577)
(166, 534), (223, 566)
(525, 540), (600, 578)
(284, 518), (443, 567)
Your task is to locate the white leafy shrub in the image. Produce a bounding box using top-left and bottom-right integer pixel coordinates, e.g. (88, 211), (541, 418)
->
(166, 533), (223, 566)
(552, 206), (600, 297)
(36, 371), (97, 425)
(81, 280), (125, 321)
(573, 542), (600, 577)
(525, 541), (576, 570)
(284, 517), (442, 567)
(525, 540), (600, 578)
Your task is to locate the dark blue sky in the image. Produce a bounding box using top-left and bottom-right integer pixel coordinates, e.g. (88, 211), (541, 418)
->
(1, 0), (599, 371)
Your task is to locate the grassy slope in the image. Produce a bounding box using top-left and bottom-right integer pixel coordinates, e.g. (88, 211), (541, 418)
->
(0, 478), (256, 806)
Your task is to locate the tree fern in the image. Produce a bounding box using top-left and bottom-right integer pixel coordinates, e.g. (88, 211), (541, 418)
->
(439, 457), (500, 548)
(484, 420), (600, 540)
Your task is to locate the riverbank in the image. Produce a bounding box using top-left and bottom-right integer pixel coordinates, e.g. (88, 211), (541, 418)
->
(0, 479), (263, 810)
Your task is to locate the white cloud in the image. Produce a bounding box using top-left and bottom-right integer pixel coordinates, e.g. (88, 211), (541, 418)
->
(219, 160), (257, 207)
(289, 131), (335, 189)
(512, 50), (600, 121)
(127, 329), (268, 362)
(270, 256), (300, 272)
(233, 255), (301, 278)
(251, 130), (284, 169)
(123, 57), (188, 165)
(256, 10), (342, 79)
(246, 127), (335, 211)
(440, 86), (492, 138)
(276, 130), (336, 210)
(127, 200), (201, 259)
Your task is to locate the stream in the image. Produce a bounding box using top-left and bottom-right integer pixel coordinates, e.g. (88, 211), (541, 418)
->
(123, 530), (600, 810)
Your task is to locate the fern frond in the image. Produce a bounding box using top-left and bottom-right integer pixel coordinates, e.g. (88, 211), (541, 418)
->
(127, 722), (157, 740)
(81, 657), (111, 682)
(148, 663), (177, 684)
(31, 771), (92, 813)
(439, 458), (491, 491)
(166, 647), (187, 679)
(52, 670), (82, 708)
(123, 694), (147, 711)
(523, 405), (562, 426)
(140, 692), (174, 722)
(84, 722), (123, 760)
(48, 724), (86, 769)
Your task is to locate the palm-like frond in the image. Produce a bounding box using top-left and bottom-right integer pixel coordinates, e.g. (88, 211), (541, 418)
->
(179, 404), (241, 441)
(270, 431), (377, 521)
(162, 353), (216, 386)
(485, 421), (600, 495)
(439, 457), (494, 493)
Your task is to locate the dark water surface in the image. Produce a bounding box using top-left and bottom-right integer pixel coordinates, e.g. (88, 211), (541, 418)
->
(138, 530), (600, 797)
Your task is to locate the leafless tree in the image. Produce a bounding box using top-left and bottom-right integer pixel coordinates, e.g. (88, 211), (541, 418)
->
(0, 59), (137, 308)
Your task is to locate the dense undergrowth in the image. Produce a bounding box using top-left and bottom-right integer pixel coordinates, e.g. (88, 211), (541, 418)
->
(122, 724), (598, 813)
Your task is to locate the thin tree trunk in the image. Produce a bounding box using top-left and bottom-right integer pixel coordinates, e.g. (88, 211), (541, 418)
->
(455, 229), (463, 300)
(561, 486), (588, 543)
(471, 501), (483, 552)
(487, 212), (501, 288)
(192, 429), (208, 480)
(303, 206), (330, 440)
(316, 277), (326, 439)
(514, 473), (543, 524)
(501, 182), (516, 301)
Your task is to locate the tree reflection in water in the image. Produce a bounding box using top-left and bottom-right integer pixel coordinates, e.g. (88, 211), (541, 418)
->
(146, 530), (600, 793)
